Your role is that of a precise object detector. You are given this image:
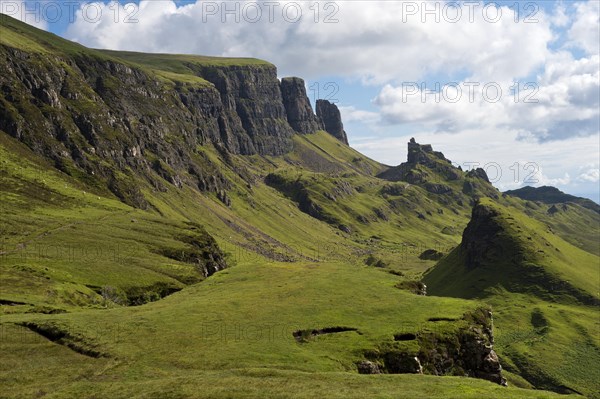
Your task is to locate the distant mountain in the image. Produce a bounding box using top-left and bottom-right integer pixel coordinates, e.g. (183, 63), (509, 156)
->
(505, 186), (600, 213)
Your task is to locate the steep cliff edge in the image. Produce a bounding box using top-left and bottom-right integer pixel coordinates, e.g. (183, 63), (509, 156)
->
(316, 99), (349, 145)
(0, 16), (327, 208)
(281, 77), (321, 134)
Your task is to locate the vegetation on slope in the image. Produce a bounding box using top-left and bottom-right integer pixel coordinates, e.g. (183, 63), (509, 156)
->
(424, 198), (600, 397)
(1, 14), (598, 399)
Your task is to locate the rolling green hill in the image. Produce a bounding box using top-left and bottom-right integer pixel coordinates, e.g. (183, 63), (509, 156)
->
(424, 199), (600, 396)
(1, 14), (598, 399)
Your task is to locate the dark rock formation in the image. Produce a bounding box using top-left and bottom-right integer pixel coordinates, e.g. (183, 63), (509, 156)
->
(395, 280), (427, 295)
(466, 168), (490, 183)
(424, 183), (452, 195)
(547, 204), (559, 215)
(363, 309), (506, 385)
(192, 64), (295, 155)
(158, 226), (228, 278)
(280, 77), (320, 134)
(419, 249), (444, 261)
(384, 352), (423, 374)
(377, 138), (461, 184)
(1, 38), (335, 207)
(357, 360), (382, 374)
(462, 203), (502, 270)
(407, 137), (449, 164)
(316, 99), (349, 145)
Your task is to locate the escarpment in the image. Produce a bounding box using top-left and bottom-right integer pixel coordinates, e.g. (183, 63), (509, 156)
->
(0, 41), (334, 207)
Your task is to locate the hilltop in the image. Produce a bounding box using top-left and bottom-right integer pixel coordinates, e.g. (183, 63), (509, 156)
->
(506, 186), (600, 214)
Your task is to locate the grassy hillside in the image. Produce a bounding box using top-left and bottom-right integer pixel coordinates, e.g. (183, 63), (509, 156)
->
(424, 199), (600, 397)
(2, 129), (582, 398)
(1, 15), (598, 399)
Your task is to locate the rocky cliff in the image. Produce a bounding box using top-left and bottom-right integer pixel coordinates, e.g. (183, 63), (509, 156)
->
(280, 77), (321, 134)
(316, 99), (348, 145)
(0, 17), (330, 208)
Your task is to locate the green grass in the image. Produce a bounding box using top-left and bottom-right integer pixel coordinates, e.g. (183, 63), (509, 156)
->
(0, 261), (577, 399)
(1, 17), (599, 397)
(424, 199), (600, 397)
(99, 49), (273, 70)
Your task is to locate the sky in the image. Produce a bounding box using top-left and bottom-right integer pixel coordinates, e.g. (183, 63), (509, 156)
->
(3, 0), (599, 201)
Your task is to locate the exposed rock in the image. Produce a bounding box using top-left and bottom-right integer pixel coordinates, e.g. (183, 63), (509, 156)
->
(377, 138), (459, 184)
(462, 181), (476, 195)
(424, 183), (452, 195)
(419, 249), (444, 261)
(384, 352), (423, 374)
(461, 203), (502, 270)
(1, 44), (316, 208)
(547, 204), (559, 215)
(466, 168), (490, 183)
(158, 226), (228, 278)
(395, 280), (427, 295)
(357, 360), (382, 374)
(339, 224), (352, 234)
(280, 77), (321, 134)
(316, 99), (349, 145)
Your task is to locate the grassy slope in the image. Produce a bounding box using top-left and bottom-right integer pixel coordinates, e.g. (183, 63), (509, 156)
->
(424, 199), (600, 397)
(1, 130), (576, 398)
(0, 15), (597, 398)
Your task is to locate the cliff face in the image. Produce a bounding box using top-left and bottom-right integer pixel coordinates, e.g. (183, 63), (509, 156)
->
(280, 77), (321, 134)
(192, 64), (296, 155)
(0, 32), (330, 207)
(316, 99), (348, 145)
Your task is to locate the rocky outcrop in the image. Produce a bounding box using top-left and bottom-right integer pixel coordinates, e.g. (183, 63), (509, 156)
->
(419, 249), (444, 261)
(363, 308), (506, 385)
(462, 203), (503, 270)
(193, 64), (296, 155)
(407, 137), (449, 165)
(158, 225), (228, 278)
(377, 138), (460, 183)
(316, 99), (348, 145)
(280, 77), (321, 134)
(357, 360), (382, 374)
(466, 168), (490, 183)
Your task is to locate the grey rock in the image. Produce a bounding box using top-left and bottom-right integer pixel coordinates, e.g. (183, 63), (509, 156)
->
(357, 360), (382, 374)
(280, 77), (320, 134)
(316, 99), (349, 145)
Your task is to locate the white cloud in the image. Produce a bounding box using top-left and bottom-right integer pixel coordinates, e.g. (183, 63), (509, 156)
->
(338, 106), (380, 124)
(65, 1), (553, 83)
(371, 51), (599, 142)
(567, 1), (600, 55)
(577, 167), (600, 182)
(550, 2), (569, 28)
